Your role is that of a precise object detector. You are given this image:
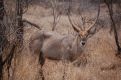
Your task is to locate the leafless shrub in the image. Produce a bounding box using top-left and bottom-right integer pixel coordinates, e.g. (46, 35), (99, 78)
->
(49, 0), (62, 31)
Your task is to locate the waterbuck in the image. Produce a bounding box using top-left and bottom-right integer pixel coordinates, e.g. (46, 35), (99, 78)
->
(28, 0), (101, 65)
(29, 19), (100, 66)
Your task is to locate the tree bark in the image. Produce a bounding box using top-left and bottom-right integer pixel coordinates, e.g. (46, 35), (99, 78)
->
(16, 0), (23, 46)
(0, 0), (4, 79)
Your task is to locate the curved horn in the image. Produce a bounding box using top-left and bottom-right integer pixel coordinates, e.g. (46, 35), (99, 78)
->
(68, 14), (81, 32)
(68, 0), (81, 32)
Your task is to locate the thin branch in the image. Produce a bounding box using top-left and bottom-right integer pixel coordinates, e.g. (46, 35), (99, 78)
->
(2, 44), (16, 66)
(22, 19), (41, 30)
(105, 0), (121, 54)
(51, 0), (61, 31)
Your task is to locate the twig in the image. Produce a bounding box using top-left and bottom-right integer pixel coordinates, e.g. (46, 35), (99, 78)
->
(22, 19), (41, 30)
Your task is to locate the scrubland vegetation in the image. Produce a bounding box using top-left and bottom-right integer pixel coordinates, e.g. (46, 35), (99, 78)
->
(0, 0), (121, 80)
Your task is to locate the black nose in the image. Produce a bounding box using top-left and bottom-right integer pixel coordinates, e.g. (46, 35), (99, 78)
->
(82, 42), (85, 45)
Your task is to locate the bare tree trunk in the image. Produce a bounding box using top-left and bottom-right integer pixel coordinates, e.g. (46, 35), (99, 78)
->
(0, 0), (4, 79)
(16, 0), (23, 46)
(0, 0), (24, 80)
(104, 0), (121, 54)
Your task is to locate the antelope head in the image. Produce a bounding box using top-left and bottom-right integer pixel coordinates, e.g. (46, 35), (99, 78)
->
(67, 0), (101, 47)
(67, 15), (101, 62)
(68, 15), (98, 48)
